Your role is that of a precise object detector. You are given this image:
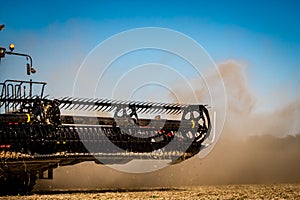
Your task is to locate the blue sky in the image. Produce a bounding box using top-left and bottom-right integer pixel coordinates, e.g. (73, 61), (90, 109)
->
(1, 0), (299, 112)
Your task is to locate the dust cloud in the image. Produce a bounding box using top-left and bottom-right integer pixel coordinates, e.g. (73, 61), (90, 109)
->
(35, 60), (300, 191)
(172, 59), (300, 138)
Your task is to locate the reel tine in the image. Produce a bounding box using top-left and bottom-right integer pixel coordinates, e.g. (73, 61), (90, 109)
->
(154, 103), (165, 114)
(64, 96), (73, 101)
(138, 102), (149, 113)
(147, 103), (159, 114)
(81, 98), (95, 111)
(87, 99), (97, 111)
(58, 101), (66, 109)
(79, 104), (89, 111)
(64, 104), (73, 110)
(164, 105), (175, 114)
(68, 98), (83, 110)
(169, 108), (178, 115)
(75, 102), (85, 111)
(97, 99), (112, 112)
(72, 102), (83, 111)
(58, 96), (187, 117)
(63, 98), (75, 110)
(149, 102), (166, 114)
(175, 105), (184, 114)
(170, 107), (180, 115)
(136, 102), (147, 112)
(102, 105), (112, 112)
(95, 99), (106, 111)
(140, 102), (152, 114)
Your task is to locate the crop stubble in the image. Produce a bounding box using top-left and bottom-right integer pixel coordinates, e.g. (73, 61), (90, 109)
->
(1, 184), (300, 200)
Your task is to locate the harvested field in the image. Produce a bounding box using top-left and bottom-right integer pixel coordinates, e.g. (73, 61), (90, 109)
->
(1, 184), (300, 200)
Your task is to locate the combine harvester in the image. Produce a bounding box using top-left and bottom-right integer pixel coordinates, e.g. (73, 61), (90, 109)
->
(0, 31), (211, 194)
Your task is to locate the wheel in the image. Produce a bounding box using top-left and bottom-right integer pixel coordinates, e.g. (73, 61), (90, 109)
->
(0, 171), (37, 195)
